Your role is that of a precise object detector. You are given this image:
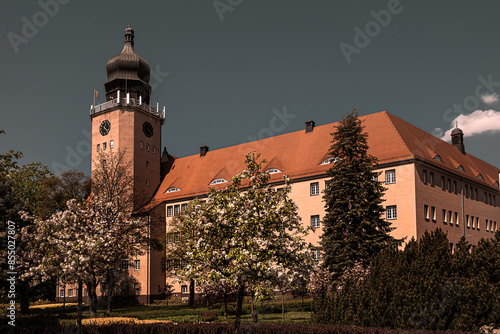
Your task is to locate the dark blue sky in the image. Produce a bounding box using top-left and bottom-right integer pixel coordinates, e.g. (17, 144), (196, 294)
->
(2, 0), (500, 175)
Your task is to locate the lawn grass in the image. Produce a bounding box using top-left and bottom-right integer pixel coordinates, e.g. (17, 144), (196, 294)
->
(4, 298), (313, 328)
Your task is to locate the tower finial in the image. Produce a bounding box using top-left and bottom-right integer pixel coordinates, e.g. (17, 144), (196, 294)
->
(128, 20), (131, 28)
(456, 121), (458, 128)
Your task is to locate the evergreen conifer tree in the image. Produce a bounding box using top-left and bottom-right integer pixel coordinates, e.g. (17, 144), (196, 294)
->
(320, 109), (399, 281)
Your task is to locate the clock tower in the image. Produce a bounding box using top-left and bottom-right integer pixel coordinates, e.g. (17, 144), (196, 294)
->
(90, 23), (164, 209)
(89, 24), (166, 303)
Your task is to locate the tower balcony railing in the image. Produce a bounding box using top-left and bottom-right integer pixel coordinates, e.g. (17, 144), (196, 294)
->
(90, 97), (165, 119)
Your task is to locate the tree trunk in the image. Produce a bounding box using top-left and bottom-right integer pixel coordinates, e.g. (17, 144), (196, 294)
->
(234, 283), (245, 333)
(281, 291), (285, 322)
(87, 280), (97, 316)
(189, 279), (195, 310)
(223, 291), (228, 319)
(251, 290), (254, 315)
(106, 273), (115, 316)
(77, 280), (83, 328)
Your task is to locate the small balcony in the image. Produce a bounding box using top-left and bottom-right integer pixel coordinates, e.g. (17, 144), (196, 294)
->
(90, 97), (165, 119)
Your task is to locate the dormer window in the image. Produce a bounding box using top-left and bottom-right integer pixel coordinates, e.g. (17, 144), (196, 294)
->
(265, 168), (282, 174)
(209, 178), (228, 185)
(494, 181), (499, 187)
(433, 155), (443, 163)
(320, 157), (338, 165)
(457, 165), (465, 172)
(165, 187), (181, 193)
(477, 174), (485, 180)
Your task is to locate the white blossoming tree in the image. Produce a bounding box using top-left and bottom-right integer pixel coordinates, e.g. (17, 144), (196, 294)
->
(20, 150), (149, 325)
(167, 152), (313, 330)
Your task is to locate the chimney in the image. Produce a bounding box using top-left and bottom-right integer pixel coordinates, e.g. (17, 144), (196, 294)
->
(200, 145), (209, 157)
(305, 118), (315, 133)
(451, 124), (465, 154)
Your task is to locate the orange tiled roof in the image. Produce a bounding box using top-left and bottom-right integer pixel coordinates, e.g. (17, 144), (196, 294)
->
(145, 111), (499, 210)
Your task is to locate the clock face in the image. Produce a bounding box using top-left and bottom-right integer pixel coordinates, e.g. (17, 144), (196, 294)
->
(99, 120), (111, 136)
(143, 122), (154, 138)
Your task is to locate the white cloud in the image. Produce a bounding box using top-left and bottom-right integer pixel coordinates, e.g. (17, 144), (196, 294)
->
(440, 109), (500, 141)
(481, 92), (499, 105)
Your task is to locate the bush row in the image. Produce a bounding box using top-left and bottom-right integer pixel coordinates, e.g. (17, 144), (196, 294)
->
(3, 322), (477, 334)
(313, 229), (500, 331)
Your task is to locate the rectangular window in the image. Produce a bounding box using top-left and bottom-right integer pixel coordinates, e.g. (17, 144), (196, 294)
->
(140, 141), (143, 149)
(121, 258), (129, 270)
(493, 195), (496, 206)
(442, 209), (447, 223)
(110, 140), (114, 149)
(424, 205), (429, 220)
(146, 144), (150, 152)
(174, 205), (180, 215)
(313, 249), (321, 262)
(453, 180), (457, 193)
(475, 188), (478, 200)
(447, 178), (451, 191)
(60, 289), (65, 298)
(277, 187), (284, 192)
(174, 232), (181, 243)
(466, 215), (470, 228)
(311, 215), (320, 228)
(181, 203), (188, 213)
(476, 217), (480, 230)
(166, 260), (173, 271)
(486, 219), (489, 232)
(386, 205), (397, 220)
(441, 176), (445, 190)
(485, 192), (488, 204)
(449, 243), (454, 254)
(465, 185), (468, 198)
(146, 161), (150, 168)
(423, 170), (427, 184)
(134, 260), (140, 271)
(489, 194), (493, 205)
(494, 221), (497, 232)
(152, 146), (156, 154)
(431, 206), (436, 221)
(471, 216), (475, 229)
(449, 210), (453, 224)
(68, 289), (73, 298)
(174, 260), (180, 270)
(469, 187), (472, 198)
(167, 233), (174, 244)
(167, 206), (173, 217)
(310, 182), (319, 196)
(455, 212), (459, 226)
(103, 142), (107, 150)
(181, 285), (188, 293)
(385, 169), (396, 184)
(97, 144), (100, 152)
(430, 172), (434, 186)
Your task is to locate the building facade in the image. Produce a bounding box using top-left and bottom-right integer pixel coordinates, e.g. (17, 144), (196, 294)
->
(58, 26), (500, 303)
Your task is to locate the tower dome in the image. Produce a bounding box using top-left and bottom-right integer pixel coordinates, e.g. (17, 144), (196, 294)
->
(104, 23), (152, 104)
